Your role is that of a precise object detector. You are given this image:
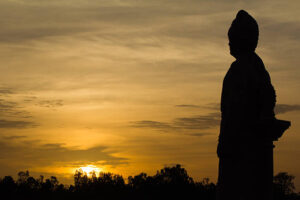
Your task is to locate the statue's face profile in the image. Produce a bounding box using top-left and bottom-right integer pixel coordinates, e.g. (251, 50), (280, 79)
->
(229, 42), (237, 58)
(228, 42), (234, 57)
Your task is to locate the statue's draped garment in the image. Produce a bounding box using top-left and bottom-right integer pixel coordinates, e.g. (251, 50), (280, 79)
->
(217, 52), (276, 200)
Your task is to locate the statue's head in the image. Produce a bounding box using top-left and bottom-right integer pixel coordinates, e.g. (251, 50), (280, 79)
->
(228, 10), (259, 58)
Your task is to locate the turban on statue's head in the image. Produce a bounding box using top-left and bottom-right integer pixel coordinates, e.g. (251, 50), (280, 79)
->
(228, 10), (259, 54)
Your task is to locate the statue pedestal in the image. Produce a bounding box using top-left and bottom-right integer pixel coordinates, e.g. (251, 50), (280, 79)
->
(217, 141), (275, 200)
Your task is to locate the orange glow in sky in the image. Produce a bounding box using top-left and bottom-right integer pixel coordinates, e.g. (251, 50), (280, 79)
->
(79, 165), (102, 176)
(0, 0), (299, 191)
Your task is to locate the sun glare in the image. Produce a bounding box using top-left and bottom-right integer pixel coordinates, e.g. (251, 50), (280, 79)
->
(80, 165), (102, 176)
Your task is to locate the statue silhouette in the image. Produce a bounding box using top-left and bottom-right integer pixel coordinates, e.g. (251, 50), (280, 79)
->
(216, 10), (290, 200)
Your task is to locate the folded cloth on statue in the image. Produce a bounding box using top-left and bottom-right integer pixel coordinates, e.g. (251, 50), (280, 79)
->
(257, 119), (291, 141)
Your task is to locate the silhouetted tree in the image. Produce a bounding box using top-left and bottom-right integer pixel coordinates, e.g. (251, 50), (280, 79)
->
(0, 176), (16, 192)
(154, 164), (194, 185)
(17, 170), (29, 184)
(274, 172), (299, 200)
(0, 167), (299, 200)
(74, 169), (83, 189)
(128, 172), (148, 189)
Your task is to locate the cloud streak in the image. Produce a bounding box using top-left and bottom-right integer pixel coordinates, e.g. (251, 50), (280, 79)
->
(132, 112), (220, 134)
(175, 104), (201, 108)
(0, 90), (36, 128)
(0, 119), (36, 129)
(37, 99), (63, 108)
(133, 102), (300, 134)
(275, 104), (300, 114)
(173, 112), (220, 130)
(0, 88), (13, 95)
(0, 88), (66, 129)
(0, 140), (127, 169)
(131, 120), (174, 131)
(2, 135), (27, 140)
(175, 103), (220, 110)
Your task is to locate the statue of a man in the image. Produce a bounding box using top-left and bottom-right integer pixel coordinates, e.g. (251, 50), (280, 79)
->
(216, 10), (289, 200)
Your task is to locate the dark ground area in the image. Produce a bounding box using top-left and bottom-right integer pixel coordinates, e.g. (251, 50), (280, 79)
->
(0, 164), (299, 200)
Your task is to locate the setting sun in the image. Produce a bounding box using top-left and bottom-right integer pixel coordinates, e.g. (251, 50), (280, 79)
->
(80, 165), (102, 176)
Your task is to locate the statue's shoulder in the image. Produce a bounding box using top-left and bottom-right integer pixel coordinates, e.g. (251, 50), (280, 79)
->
(253, 53), (272, 83)
(228, 60), (248, 78)
(227, 61), (239, 75)
(223, 61), (238, 83)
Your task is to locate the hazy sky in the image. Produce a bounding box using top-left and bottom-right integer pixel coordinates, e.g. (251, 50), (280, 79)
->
(0, 0), (299, 189)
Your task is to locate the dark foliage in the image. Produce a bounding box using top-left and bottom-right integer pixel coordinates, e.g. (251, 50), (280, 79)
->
(274, 172), (299, 200)
(0, 164), (298, 200)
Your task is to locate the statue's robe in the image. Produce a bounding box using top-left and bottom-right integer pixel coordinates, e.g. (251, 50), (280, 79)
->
(217, 52), (276, 200)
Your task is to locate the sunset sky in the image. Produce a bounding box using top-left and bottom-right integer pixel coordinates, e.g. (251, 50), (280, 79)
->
(0, 0), (299, 189)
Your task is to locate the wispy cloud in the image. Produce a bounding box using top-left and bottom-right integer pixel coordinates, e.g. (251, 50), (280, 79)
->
(134, 102), (300, 134)
(275, 104), (300, 114)
(186, 132), (212, 137)
(131, 120), (174, 131)
(0, 140), (127, 169)
(37, 99), (63, 108)
(0, 88), (13, 95)
(0, 90), (36, 128)
(0, 98), (32, 118)
(131, 112), (220, 134)
(175, 103), (219, 110)
(175, 104), (201, 108)
(0, 119), (37, 129)
(2, 135), (27, 140)
(173, 112), (220, 130)
(0, 89), (65, 128)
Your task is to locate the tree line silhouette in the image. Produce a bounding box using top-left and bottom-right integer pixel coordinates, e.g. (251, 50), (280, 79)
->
(0, 164), (299, 200)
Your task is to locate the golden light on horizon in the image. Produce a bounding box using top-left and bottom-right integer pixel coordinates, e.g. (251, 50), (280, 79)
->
(79, 165), (102, 176)
(0, 0), (299, 191)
